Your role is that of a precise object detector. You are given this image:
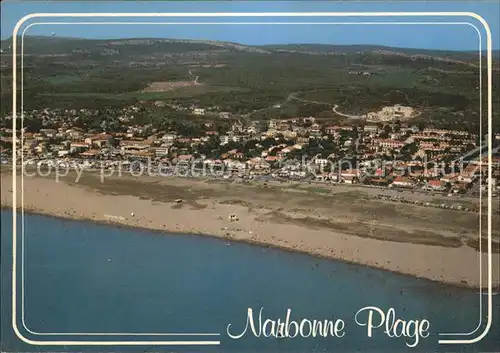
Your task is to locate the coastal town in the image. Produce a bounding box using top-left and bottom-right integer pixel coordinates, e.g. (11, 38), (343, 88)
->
(1, 102), (499, 204)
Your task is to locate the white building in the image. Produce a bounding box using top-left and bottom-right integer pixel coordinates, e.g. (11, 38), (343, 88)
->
(367, 104), (415, 122)
(193, 108), (205, 115)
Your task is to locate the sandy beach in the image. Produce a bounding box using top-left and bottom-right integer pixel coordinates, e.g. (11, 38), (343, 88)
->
(1, 167), (499, 288)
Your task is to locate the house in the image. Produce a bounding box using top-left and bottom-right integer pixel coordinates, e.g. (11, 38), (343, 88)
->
(247, 157), (270, 171)
(246, 126), (257, 134)
(220, 135), (242, 144)
(366, 177), (390, 186)
(219, 135), (230, 144)
(314, 158), (329, 166)
(328, 173), (339, 182)
(423, 168), (440, 179)
(315, 173), (331, 182)
(427, 179), (445, 191)
(372, 168), (386, 178)
(374, 139), (406, 150)
(177, 138), (192, 144)
(282, 130), (297, 139)
(296, 136), (310, 144)
(310, 123), (321, 133)
(441, 173), (459, 184)
(451, 182), (470, 194)
(265, 156), (279, 163)
(85, 134), (112, 148)
(391, 176), (414, 188)
(127, 150), (154, 159)
(204, 159), (223, 166)
(276, 120), (291, 131)
(325, 125), (354, 135)
(39, 129), (58, 138)
(231, 121), (244, 132)
(276, 150), (286, 159)
(464, 164), (480, 176)
(341, 169), (361, 178)
(177, 154), (193, 163)
(343, 176), (357, 184)
(325, 126), (340, 135)
(120, 140), (152, 152)
(364, 125), (379, 134)
(70, 142), (90, 153)
(227, 160), (246, 171)
(162, 133), (177, 143)
(458, 173), (475, 183)
(35, 144), (47, 154)
(193, 108), (205, 115)
(80, 149), (101, 158)
(302, 116), (316, 124)
(367, 105), (415, 122)
(344, 139), (353, 147)
(390, 132), (403, 140)
(155, 146), (169, 157)
(315, 172), (339, 182)
(66, 128), (84, 140)
(268, 120), (278, 129)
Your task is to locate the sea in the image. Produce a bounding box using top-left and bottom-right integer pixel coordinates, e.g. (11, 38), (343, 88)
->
(1, 210), (499, 352)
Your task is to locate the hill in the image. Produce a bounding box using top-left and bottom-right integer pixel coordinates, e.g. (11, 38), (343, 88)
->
(0, 36), (498, 132)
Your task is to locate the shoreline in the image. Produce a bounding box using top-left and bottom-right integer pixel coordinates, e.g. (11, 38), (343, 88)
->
(3, 205), (498, 292)
(2, 172), (499, 289)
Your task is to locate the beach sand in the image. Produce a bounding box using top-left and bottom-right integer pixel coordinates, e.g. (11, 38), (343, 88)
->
(1, 168), (499, 288)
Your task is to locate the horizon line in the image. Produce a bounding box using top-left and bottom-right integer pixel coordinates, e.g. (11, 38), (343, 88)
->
(2, 34), (498, 53)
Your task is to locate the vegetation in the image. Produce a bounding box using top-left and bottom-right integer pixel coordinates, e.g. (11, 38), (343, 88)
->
(1, 36), (498, 133)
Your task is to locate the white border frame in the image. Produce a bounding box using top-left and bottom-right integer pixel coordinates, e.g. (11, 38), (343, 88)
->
(18, 20), (486, 339)
(10, 12), (493, 347)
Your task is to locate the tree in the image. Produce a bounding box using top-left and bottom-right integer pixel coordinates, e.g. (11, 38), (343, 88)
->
(402, 142), (418, 155)
(261, 138), (275, 149)
(379, 131), (389, 139)
(243, 139), (258, 152)
(23, 118), (43, 133)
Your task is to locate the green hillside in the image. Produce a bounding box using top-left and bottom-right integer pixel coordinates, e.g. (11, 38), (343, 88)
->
(1, 36), (498, 132)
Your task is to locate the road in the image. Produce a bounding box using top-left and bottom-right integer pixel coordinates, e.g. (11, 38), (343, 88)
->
(246, 89), (422, 121)
(246, 90), (339, 118)
(332, 104), (365, 119)
(188, 70), (199, 84)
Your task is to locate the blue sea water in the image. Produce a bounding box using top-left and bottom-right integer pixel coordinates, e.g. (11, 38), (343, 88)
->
(1, 210), (499, 352)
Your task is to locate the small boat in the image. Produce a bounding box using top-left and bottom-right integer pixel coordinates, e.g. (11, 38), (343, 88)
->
(225, 243), (231, 246)
(108, 257), (112, 262)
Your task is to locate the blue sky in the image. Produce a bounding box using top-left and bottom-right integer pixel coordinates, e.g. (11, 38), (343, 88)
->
(1, 1), (499, 50)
